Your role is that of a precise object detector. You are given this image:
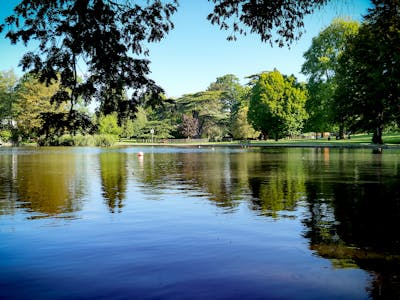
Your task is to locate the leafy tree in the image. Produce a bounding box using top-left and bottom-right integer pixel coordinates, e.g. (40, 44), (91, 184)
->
(142, 120), (174, 140)
(207, 74), (247, 137)
(15, 73), (94, 141)
(15, 73), (65, 138)
(1, 0), (178, 126)
(248, 70), (308, 140)
(231, 104), (259, 140)
(207, 0), (329, 46)
(98, 113), (122, 136)
(121, 119), (135, 139)
(334, 0), (400, 144)
(0, 70), (18, 128)
(179, 114), (199, 139)
(1, 0), (341, 141)
(176, 91), (227, 139)
(301, 18), (360, 135)
(130, 107), (149, 138)
(207, 74), (242, 113)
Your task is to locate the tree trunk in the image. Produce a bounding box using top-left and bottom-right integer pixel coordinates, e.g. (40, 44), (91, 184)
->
(262, 131), (268, 140)
(338, 123), (345, 140)
(372, 126), (383, 144)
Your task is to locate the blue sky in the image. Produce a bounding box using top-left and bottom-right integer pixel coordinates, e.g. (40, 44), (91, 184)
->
(1, 0), (371, 98)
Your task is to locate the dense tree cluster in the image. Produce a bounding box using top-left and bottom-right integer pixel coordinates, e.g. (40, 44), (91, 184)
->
(301, 0), (400, 143)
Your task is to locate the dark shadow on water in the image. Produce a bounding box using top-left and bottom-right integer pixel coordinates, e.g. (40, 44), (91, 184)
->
(303, 160), (400, 299)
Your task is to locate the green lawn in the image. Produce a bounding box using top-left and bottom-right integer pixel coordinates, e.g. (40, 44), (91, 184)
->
(120, 133), (400, 147)
(248, 133), (400, 146)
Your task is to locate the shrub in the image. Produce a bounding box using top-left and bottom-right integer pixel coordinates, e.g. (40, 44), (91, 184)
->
(94, 134), (117, 147)
(73, 134), (95, 146)
(57, 134), (75, 146)
(0, 130), (12, 142)
(37, 134), (117, 147)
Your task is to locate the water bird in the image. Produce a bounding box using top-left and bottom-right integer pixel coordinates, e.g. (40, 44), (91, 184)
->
(137, 151), (144, 157)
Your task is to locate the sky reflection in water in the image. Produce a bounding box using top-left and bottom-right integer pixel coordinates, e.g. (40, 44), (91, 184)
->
(0, 146), (399, 299)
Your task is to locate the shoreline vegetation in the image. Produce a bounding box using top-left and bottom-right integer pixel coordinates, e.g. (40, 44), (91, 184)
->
(2, 134), (400, 149)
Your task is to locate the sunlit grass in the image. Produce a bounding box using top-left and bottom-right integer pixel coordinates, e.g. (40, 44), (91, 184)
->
(244, 133), (400, 146)
(120, 133), (400, 146)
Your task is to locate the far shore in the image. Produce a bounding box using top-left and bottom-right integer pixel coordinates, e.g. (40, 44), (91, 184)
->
(3, 133), (400, 149)
(117, 140), (400, 150)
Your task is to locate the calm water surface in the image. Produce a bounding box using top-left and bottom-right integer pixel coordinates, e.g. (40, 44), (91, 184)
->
(0, 146), (399, 299)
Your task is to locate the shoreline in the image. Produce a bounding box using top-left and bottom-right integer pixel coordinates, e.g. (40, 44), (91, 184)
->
(117, 141), (400, 150)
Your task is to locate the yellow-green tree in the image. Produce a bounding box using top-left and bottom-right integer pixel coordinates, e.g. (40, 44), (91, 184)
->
(231, 105), (259, 139)
(15, 74), (66, 139)
(0, 70), (18, 127)
(98, 112), (122, 136)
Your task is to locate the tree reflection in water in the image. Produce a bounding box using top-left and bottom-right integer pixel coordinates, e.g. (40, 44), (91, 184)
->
(0, 149), (86, 218)
(1, 146), (399, 298)
(302, 149), (400, 299)
(99, 151), (127, 213)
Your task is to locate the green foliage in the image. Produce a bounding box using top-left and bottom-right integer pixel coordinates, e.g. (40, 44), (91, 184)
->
(98, 113), (122, 137)
(231, 105), (259, 139)
(2, 0), (178, 124)
(94, 134), (118, 147)
(334, 1), (400, 144)
(14, 74), (94, 140)
(0, 69), (18, 126)
(121, 119), (135, 139)
(301, 18), (360, 133)
(15, 74), (60, 138)
(207, 74), (242, 113)
(248, 69), (308, 140)
(176, 90), (227, 138)
(207, 0), (329, 46)
(131, 107), (148, 137)
(141, 121), (174, 139)
(37, 134), (116, 147)
(57, 134), (75, 146)
(0, 130), (12, 142)
(72, 134), (95, 147)
(1, 1), (351, 142)
(39, 111), (94, 140)
(207, 74), (249, 137)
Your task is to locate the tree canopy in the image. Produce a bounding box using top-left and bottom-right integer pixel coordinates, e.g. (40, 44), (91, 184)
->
(334, 0), (400, 144)
(2, 1), (400, 145)
(248, 70), (308, 140)
(0, 0), (334, 123)
(301, 18), (360, 134)
(207, 0), (329, 46)
(1, 0), (178, 118)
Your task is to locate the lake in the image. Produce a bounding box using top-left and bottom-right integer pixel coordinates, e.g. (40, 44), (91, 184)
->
(0, 146), (399, 299)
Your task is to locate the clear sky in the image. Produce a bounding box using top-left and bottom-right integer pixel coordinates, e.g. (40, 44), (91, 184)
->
(1, 0), (372, 98)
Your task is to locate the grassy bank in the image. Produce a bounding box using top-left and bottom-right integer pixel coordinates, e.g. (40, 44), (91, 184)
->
(118, 133), (400, 148)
